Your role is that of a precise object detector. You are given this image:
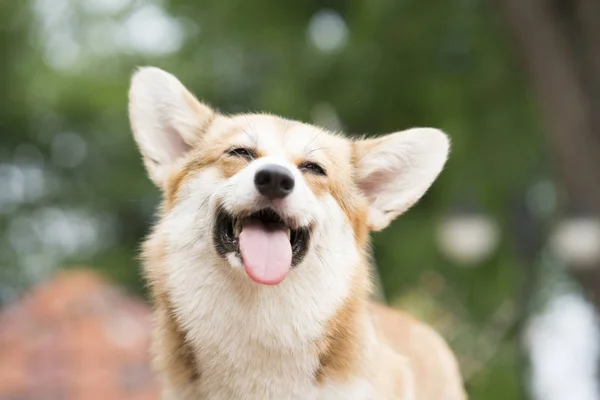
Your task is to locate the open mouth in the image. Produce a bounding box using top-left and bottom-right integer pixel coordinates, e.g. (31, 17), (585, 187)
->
(213, 208), (311, 284)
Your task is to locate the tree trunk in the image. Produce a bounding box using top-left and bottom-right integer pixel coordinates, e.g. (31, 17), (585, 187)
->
(495, 0), (600, 308)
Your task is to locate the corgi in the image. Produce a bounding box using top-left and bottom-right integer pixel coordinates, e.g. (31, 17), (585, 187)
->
(128, 67), (467, 400)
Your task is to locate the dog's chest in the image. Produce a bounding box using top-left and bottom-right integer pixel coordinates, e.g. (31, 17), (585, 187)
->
(185, 313), (377, 400)
(193, 376), (374, 400)
(192, 349), (318, 400)
(182, 288), (321, 398)
(191, 348), (375, 400)
(164, 237), (372, 399)
(171, 280), (375, 400)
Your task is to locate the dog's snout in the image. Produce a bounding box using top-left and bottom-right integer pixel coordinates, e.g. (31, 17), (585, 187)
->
(254, 164), (295, 199)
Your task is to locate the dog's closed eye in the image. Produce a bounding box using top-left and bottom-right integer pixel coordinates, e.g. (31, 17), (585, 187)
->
(227, 147), (257, 161)
(298, 161), (327, 176)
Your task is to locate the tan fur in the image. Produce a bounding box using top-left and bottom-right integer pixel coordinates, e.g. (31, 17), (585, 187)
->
(369, 302), (466, 400)
(315, 258), (370, 383)
(142, 235), (199, 390)
(128, 67), (466, 400)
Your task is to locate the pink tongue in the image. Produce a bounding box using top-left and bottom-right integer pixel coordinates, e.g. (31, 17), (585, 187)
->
(239, 221), (292, 285)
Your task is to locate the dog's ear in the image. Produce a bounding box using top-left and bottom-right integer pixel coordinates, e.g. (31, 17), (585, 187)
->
(128, 67), (214, 188)
(353, 128), (450, 231)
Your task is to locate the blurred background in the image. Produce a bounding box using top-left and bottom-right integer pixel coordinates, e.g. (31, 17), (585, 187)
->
(1, 0), (600, 399)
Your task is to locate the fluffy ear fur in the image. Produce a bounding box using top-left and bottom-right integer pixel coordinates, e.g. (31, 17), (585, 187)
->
(128, 67), (214, 187)
(353, 128), (450, 231)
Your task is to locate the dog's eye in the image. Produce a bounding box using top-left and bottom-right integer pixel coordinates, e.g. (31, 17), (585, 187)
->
(299, 161), (327, 176)
(227, 147), (255, 160)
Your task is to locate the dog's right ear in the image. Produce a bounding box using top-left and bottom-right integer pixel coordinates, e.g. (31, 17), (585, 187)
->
(128, 67), (214, 188)
(353, 128), (449, 231)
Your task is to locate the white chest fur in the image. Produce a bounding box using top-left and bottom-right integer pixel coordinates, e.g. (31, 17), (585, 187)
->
(165, 251), (371, 399)
(165, 262), (377, 399)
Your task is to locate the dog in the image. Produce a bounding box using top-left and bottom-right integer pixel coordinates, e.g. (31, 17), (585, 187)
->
(128, 67), (467, 400)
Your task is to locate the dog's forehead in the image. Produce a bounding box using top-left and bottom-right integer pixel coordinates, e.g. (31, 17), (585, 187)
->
(227, 114), (350, 162)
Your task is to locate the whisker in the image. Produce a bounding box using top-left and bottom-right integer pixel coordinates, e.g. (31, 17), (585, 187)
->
(242, 117), (259, 147)
(306, 145), (349, 155)
(316, 252), (334, 273)
(304, 129), (325, 154)
(316, 247), (353, 256)
(190, 190), (222, 246)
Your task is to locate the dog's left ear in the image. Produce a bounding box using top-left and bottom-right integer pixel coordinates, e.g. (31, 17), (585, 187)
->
(353, 128), (450, 231)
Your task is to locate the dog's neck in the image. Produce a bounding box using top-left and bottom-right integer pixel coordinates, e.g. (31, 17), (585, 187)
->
(154, 250), (374, 398)
(190, 289), (372, 399)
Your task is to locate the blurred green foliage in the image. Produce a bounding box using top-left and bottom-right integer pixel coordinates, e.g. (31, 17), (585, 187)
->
(0, 0), (552, 398)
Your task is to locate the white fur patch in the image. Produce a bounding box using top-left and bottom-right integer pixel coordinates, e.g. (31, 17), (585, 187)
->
(226, 252), (243, 269)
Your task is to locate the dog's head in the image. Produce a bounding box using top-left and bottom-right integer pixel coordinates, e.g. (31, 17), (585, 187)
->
(129, 67), (449, 288)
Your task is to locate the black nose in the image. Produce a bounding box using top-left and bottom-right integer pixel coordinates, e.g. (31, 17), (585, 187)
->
(254, 164), (295, 199)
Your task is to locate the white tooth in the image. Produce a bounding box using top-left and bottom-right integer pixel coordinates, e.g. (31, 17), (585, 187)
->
(286, 228), (291, 239)
(234, 220), (242, 237)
